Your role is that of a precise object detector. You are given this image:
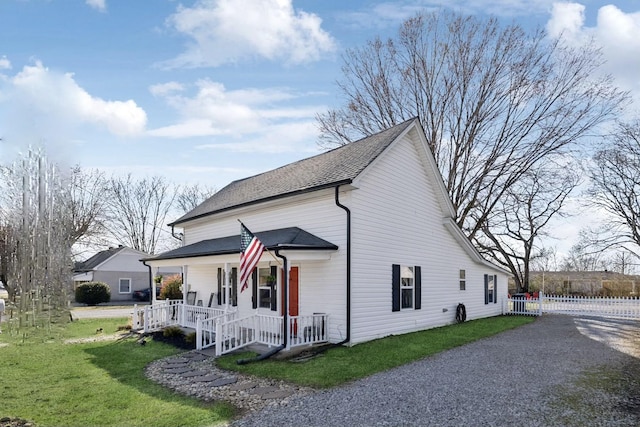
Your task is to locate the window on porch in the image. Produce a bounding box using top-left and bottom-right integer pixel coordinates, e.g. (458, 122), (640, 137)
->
(217, 267), (238, 306)
(258, 267), (274, 309)
(252, 266), (277, 311)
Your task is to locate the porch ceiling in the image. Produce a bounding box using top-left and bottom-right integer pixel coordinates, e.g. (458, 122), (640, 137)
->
(144, 227), (338, 262)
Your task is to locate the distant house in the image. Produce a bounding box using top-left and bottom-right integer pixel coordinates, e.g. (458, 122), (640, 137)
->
(142, 118), (509, 351)
(73, 246), (177, 302)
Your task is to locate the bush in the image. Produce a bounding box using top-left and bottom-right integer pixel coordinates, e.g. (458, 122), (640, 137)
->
(162, 325), (184, 339)
(159, 274), (183, 300)
(75, 282), (111, 305)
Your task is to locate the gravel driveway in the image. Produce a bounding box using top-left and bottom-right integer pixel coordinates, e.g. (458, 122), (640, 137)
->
(231, 315), (640, 427)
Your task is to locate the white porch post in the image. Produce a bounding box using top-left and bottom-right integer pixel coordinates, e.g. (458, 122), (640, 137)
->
(224, 262), (230, 312)
(285, 262), (291, 351)
(181, 265), (188, 326)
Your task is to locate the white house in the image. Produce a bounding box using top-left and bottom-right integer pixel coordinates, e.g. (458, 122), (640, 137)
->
(140, 118), (509, 353)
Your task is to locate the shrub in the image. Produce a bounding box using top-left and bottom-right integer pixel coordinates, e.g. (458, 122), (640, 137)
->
(75, 281), (111, 305)
(162, 325), (184, 339)
(184, 332), (196, 345)
(159, 274), (183, 300)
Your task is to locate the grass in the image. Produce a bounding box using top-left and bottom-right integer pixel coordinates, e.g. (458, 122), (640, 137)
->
(217, 315), (535, 388)
(547, 361), (640, 426)
(0, 316), (234, 427)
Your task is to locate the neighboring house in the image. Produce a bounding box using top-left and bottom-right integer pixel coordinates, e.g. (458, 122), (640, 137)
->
(73, 246), (177, 302)
(143, 118), (508, 349)
(526, 271), (639, 297)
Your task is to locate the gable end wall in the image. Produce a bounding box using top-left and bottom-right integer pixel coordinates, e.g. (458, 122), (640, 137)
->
(349, 133), (507, 344)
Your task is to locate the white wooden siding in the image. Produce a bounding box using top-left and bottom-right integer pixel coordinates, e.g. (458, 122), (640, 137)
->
(99, 248), (149, 272)
(349, 134), (507, 344)
(174, 189), (349, 343)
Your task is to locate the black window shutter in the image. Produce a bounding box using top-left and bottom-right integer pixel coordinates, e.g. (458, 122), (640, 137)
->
(414, 266), (421, 310)
(392, 264), (400, 312)
(231, 267), (238, 307)
(494, 275), (498, 304)
(252, 268), (258, 309)
(270, 265), (278, 311)
(217, 268), (222, 305)
(484, 274), (489, 305)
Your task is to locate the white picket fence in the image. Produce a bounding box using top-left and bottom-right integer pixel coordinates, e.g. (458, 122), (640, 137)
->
(504, 293), (640, 320)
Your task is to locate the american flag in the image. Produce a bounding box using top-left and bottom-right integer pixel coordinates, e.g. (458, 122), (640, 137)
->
(239, 222), (265, 292)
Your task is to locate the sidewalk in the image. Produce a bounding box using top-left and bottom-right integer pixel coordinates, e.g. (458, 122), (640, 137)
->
(70, 301), (148, 320)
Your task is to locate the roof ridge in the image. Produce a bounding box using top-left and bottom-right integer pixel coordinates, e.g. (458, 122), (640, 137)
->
(171, 118), (418, 226)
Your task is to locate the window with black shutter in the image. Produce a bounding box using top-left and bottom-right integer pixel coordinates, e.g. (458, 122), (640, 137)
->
(393, 264), (421, 311)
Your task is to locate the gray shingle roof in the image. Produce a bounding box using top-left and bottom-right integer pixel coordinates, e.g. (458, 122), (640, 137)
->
(145, 227), (338, 261)
(170, 118), (417, 226)
(74, 246), (126, 272)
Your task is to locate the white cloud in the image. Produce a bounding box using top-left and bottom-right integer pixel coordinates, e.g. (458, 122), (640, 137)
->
(3, 61), (146, 138)
(86, 0), (107, 12)
(194, 121), (320, 153)
(163, 0), (336, 68)
(547, 3), (640, 100)
(148, 78), (323, 153)
(547, 2), (586, 39)
(148, 78), (320, 137)
(0, 56), (11, 70)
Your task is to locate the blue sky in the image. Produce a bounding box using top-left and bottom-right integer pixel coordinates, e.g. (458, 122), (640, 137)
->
(1, 0), (640, 254)
(1, 0), (639, 186)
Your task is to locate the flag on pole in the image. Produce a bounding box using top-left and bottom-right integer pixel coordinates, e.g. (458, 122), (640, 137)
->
(239, 222), (265, 292)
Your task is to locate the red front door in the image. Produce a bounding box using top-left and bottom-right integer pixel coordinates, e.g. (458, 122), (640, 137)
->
(281, 266), (299, 316)
(282, 267), (299, 336)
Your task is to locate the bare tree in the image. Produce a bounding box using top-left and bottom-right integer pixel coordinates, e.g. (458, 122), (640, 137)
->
(317, 11), (627, 286)
(175, 183), (216, 214)
(104, 174), (178, 254)
(478, 159), (581, 292)
(588, 120), (640, 256)
(66, 167), (111, 257)
(561, 240), (607, 272)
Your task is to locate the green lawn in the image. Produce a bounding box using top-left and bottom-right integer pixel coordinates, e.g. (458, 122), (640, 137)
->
(217, 315), (536, 388)
(0, 314), (535, 426)
(0, 317), (234, 427)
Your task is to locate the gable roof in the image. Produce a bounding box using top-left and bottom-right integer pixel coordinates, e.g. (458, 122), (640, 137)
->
(74, 246), (149, 272)
(145, 227), (338, 261)
(170, 118), (418, 226)
(74, 246), (126, 272)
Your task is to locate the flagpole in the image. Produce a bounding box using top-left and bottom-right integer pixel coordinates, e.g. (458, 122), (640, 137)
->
(238, 219), (282, 266)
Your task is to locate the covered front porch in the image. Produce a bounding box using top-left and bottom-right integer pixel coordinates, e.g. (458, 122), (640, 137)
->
(139, 226), (341, 355)
(132, 300), (329, 355)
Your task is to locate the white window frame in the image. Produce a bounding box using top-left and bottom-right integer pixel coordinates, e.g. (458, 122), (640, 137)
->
(401, 266), (414, 309)
(459, 269), (466, 291)
(257, 267), (274, 309)
(119, 278), (131, 294)
(487, 275), (495, 303)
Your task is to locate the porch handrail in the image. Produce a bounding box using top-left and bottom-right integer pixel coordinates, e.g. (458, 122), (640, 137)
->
(215, 314), (261, 356)
(133, 300), (183, 333)
(195, 310), (237, 350)
(288, 313), (329, 347)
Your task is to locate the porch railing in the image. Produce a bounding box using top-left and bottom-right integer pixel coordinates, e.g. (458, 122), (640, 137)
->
(215, 313), (329, 356)
(133, 301), (232, 333)
(133, 300), (182, 332)
(195, 311), (237, 350)
(132, 303), (330, 355)
(288, 314), (328, 347)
